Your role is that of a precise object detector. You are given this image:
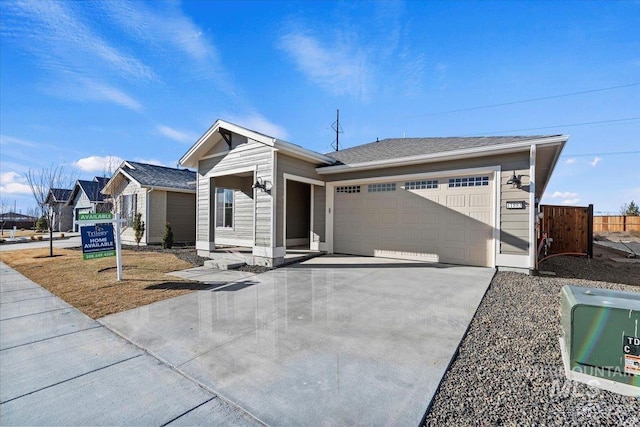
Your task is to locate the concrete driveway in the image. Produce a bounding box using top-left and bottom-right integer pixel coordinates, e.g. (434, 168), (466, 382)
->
(101, 255), (494, 426)
(0, 262), (259, 426)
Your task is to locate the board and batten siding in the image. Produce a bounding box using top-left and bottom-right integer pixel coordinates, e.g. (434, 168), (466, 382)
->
(197, 138), (273, 247)
(166, 191), (196, 243)
(322, 151), (532, 256)
(276, 153), (325, 247)
(147, 190), (167, 244)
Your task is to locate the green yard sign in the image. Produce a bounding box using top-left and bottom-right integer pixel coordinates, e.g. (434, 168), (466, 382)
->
(78, 212), (113, 221)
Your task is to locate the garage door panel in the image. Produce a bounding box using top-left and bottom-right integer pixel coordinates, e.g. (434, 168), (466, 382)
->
(446, 195), (466, 207)
(333, 175), (494, 267)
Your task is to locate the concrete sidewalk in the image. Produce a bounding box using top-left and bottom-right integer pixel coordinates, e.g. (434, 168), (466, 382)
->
(0, 262), (261, 426)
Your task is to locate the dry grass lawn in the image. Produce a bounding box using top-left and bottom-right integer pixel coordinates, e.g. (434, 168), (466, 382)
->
(0, 230), (45, 238)
(1, 248), (208, 319)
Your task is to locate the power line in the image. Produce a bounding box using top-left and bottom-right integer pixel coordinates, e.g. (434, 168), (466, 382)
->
(463, 116), (640, 136)
(561, 150), (640, 157)
(405, 82), (640, 118)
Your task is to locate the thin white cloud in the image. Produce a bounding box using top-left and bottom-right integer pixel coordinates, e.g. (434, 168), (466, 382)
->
(0, 172), (32, 194)
(157, 126), (198, 144)
(74, 156), (124, 172)
(278, 31), (372, 100)
(590, 156), (602, 167)
(565, 158), (576, 164)
(46, 77), (143, 112)
(226, 113), (290, 140)
(0, 135), (37, 148)
(551, 191), (579, 199)
(561, 198), (581, 205)
(3, 1), (154, 81)
(97, 1), (215, 63)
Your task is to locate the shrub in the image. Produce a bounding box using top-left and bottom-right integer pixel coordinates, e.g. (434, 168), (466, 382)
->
(162, 223), (174, 249)
(36, 216), (48, 232)
(133, 212), (145, 248)
(37, 236), (43, 241)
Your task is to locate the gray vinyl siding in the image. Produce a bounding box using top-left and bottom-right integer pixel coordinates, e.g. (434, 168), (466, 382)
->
(166, 192), (196, 243)
(197, 140), (272, 247)
(276, 153), (325, 247)
(323, 151), (531, 256)
(313, 186), (325, 242)
(499, 166), (530, 254)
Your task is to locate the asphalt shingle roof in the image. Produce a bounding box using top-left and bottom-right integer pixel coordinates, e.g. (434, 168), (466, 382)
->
(324, 135), (559, 165)
(49, 188), (72, 202)
(123, 161), (196, 191)
(77, 180), (108, 202)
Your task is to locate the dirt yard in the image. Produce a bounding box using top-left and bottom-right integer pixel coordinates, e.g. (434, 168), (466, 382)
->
(539, 239), (640, 287)
(1, 248), (209, 319)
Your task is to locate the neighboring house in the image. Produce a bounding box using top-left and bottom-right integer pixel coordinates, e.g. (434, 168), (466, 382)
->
(68, 177), (111, 231)
(180, 119), (568, 272)
(101, 161), (196, 245)
(0, 212), (37, 230)
(45, 188), (73, 232)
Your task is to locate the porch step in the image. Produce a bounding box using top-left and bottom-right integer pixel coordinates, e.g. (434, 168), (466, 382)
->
(204, 258), (247, 270)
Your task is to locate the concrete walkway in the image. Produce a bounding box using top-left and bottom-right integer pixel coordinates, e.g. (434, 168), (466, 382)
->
(0, 262), (261, 426)
(102, 255), (495, 426)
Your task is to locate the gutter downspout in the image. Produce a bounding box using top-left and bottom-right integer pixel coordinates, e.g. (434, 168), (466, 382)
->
(146, 187), (153, 245)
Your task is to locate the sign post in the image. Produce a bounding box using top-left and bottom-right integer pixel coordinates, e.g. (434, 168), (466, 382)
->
(76, 212), (126, 281)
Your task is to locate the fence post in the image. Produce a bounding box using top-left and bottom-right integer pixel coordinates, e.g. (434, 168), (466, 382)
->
(587, 204), (593, 259)
(623, 215), (627, 232)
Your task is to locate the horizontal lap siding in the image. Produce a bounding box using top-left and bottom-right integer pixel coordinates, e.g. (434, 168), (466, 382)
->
(499, 158), (530, 255)
(198, 140), (273, 246)
(116, 180), (146, 245)
(276, 154), (325, 247)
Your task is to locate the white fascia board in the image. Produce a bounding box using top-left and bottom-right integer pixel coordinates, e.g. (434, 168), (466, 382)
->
(316, 135), (569, 175)
(139, 186), (196, 194)
(274, 140), (334, 165)
(101, 161), (128, 195)
(101, 168), (140, 195)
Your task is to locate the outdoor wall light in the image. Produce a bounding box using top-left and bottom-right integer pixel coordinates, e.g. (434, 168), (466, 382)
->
(252, 177), (271, 193)
(507, 171), (522, 189)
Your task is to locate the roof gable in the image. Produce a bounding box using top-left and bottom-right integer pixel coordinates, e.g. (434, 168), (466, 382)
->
(46, 188), (72, 203)
(103, 161), (196, 194)
(179, 119), (334, 168)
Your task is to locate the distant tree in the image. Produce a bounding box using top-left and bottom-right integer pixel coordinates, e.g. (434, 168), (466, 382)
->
(162, 223), (174, 249)
(25, 164), (77, 257)
(133, 212), (145, 248)
(621, 200), (640, 216)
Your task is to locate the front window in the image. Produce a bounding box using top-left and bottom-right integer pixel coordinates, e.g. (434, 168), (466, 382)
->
(216, 188), (233, 228)
(119, 194), (136, 227)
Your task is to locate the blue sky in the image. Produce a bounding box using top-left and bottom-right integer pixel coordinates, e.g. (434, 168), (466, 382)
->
(1, 0), (638, 214)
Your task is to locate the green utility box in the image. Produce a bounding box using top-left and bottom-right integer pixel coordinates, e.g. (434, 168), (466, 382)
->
(560, 285), (640, 394)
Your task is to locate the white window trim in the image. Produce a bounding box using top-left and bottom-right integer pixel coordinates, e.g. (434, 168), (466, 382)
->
(214, 188), (234, 230)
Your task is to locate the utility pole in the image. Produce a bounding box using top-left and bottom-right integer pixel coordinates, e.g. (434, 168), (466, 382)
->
(331, 109), (343, 151)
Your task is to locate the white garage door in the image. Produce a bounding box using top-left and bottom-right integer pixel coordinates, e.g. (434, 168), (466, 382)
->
(333, 174), (494, 267)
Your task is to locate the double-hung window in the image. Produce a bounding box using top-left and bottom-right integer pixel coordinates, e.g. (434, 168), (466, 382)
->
(216, 188), (234, 228)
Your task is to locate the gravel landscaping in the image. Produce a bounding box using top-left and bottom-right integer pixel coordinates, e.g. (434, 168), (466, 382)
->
(424, 245), (639, 426)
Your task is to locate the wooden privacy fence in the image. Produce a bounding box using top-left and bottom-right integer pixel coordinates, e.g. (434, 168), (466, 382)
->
(539, 204), (593, 258)
(593, 215), (640, 232)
